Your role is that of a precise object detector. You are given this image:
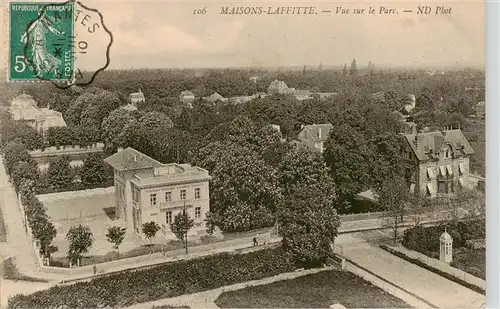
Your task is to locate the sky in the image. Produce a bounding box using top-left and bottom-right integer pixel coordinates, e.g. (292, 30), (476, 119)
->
(1, 0), (486, 70)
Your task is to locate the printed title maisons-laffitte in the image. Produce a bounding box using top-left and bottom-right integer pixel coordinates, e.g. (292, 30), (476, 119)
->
(220, 6), (316, 15)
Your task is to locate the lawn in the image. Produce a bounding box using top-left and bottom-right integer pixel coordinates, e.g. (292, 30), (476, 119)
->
(214, 270), (411, 308)
(451, 248), (486, 280)
(0, 206), (6, 242)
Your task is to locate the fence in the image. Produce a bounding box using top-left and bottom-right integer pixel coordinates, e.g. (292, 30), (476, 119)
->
(340, 211), (387, 222)
(29, 143), (104, 155)
(382, 245), (485, 293)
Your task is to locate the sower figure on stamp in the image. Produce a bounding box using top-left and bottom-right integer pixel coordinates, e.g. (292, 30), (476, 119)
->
(21, 10), (65, 76)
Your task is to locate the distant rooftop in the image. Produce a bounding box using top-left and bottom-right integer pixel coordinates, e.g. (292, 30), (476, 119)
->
(299, 123), (334, 142)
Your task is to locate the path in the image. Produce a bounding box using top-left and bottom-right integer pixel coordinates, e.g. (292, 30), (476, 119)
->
(0, 157), (40, 278)
(336, 232), (486, 308)
(0, 156), (56, 308)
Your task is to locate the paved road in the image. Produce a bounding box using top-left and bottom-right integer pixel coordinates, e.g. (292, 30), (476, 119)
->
(336, 231), (486, 308)
(0, 157), (56, 308)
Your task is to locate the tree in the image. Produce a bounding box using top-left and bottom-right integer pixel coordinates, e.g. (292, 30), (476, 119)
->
(11, 161), (39, 193)
(101, 108), (135, 150)
(142, 221), (161, 246)
(407, 190), (430, 227)
(278, 182), (341, 268)
(199, 143), (281, 232)
(80, 153), (110, 188)
(279, 148), (334, 196)
(342, 64), (348, 76)
(170, 210), (195, 253)
(3, 142), (32, 176)
(378, 177), (409, 245)
(1, 120), (43, 150)
(46, 127), (78, 147)
(66, 225), (94, 265)
(35, 219), (57, 260)
(368, 133), (406, 192)
(105, 226), (127, 256)
(350, 58), (357, 76)
(47, 155), (74, 191)
(324, 124), (373, 212)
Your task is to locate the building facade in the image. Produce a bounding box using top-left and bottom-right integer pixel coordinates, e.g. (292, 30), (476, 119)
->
(179, 90), (195, 108)
(403, 129), (474, 198)
(104, 148), (211, 240)
(9, 94), (67, 135)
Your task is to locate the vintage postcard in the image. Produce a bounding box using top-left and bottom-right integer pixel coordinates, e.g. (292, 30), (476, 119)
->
(0, 0), (487, 308)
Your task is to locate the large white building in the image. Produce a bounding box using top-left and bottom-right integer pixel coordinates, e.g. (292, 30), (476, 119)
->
(9, 94), (67, 135)
(105, 148), (211, 240)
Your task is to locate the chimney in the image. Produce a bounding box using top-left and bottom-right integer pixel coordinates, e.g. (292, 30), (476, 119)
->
(414, 133), (419, 150)
(133, 154), (137, 162)
(318, 127), (322, 139)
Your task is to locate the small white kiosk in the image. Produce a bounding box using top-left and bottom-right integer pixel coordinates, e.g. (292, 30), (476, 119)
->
(439, 229), (453, 264)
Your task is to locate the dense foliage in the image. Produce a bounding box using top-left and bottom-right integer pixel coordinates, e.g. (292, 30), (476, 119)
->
(1, 142), (57, 259)
(8, 246), (296, 309)
(3, 68), (485, 253)
(402, 219), (485, 258)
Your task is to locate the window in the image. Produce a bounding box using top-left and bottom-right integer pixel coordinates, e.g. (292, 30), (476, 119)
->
(150, 194), (157, 206)
(180, 190), (186, 200)
(426, 167), (435, 179)
(165, 211), (172, 224)
(437, 181), (448, 194)
(165, 191), (172, 202)
(195, 207), (201, 218)
(195, 188), (200, 199)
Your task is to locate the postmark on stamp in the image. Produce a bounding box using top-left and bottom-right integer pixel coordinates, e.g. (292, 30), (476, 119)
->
(8, 1), (113, 88)
(10, 2), (74, 82)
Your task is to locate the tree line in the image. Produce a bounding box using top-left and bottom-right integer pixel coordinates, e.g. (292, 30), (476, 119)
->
(3, 68), (485, 267)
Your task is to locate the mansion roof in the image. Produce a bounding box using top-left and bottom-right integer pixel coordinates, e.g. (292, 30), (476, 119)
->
(404, 129), (474, 161)
(104, 147), (164, 171)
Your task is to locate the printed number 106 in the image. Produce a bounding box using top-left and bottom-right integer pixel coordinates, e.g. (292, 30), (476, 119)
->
(193, 7), (207, 14)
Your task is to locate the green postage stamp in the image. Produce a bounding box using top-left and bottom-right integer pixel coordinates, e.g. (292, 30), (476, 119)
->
(8, 1), (112, 87)
(9, 2), (75, 83)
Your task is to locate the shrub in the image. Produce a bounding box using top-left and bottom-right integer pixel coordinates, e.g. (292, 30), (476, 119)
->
(402, 219), (484, 255)
(8, 246), (296, 309)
